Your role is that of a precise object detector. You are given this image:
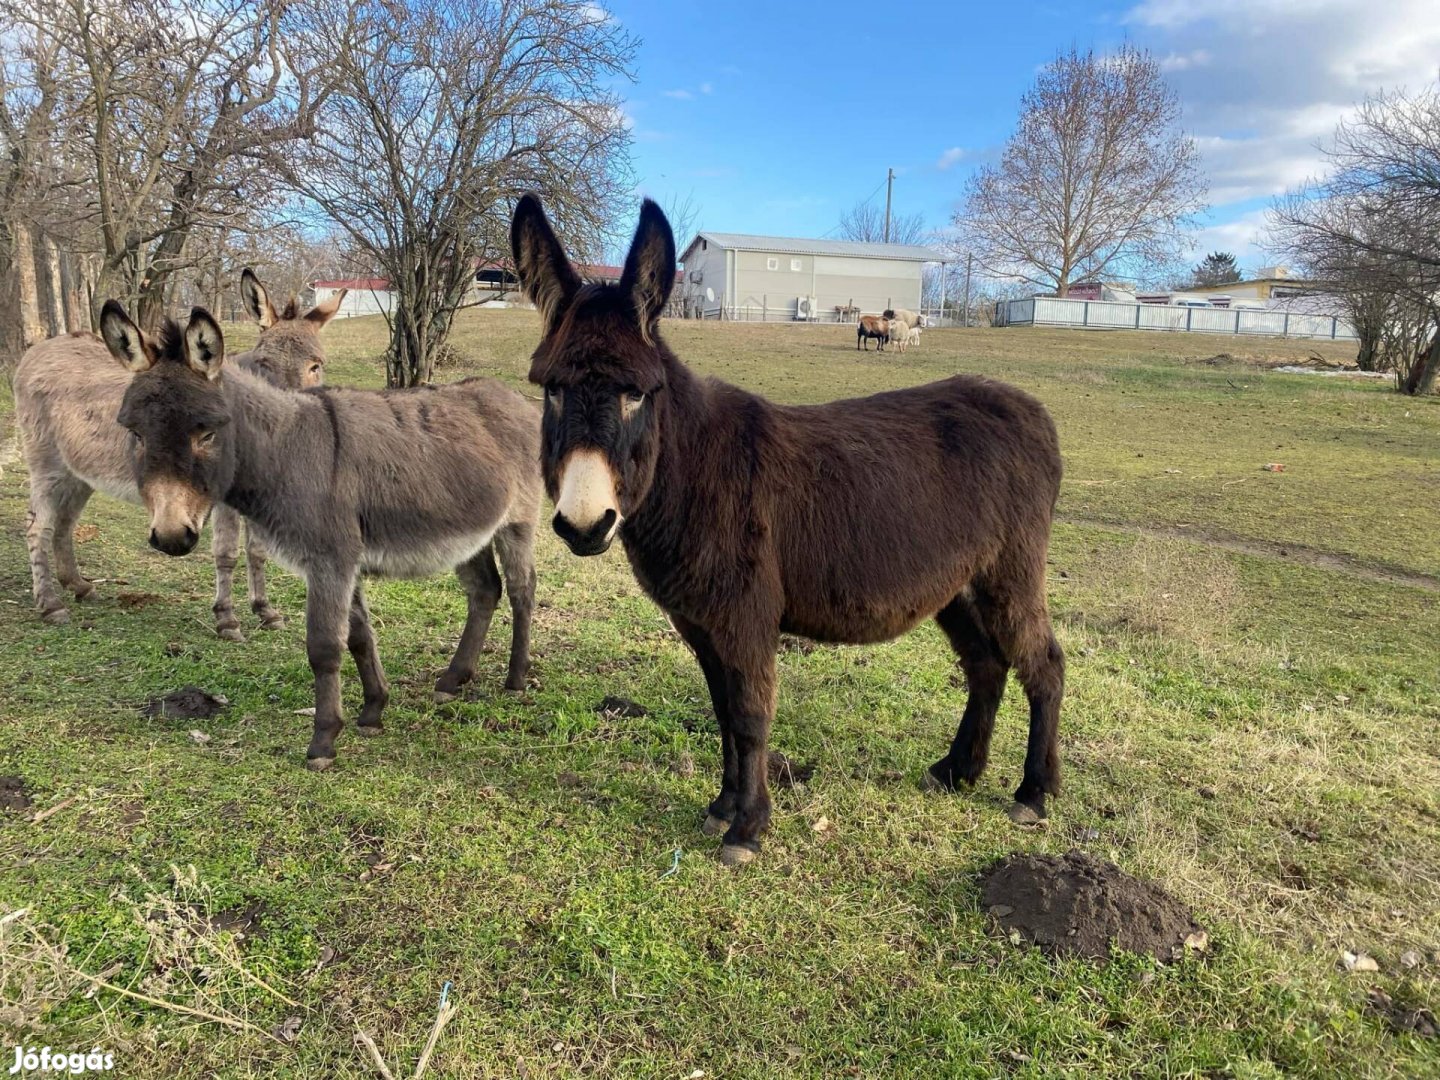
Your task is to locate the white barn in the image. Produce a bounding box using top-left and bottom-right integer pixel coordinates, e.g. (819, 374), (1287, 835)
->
(677, 232), (941, 322)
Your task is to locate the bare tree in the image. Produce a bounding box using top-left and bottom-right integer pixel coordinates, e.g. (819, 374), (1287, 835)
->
(0, 0), (330, 329)
(1268, 83), (1440, 393)
(953, 45), (1206, 296)
(279, 0), (634, 387)
(836, 200), (925, 245)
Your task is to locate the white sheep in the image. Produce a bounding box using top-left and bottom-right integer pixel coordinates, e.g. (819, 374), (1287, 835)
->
(906, 326), (922, 350)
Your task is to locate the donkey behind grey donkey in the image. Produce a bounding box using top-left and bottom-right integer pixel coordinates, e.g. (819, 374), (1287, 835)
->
(99, 301), (543, 770)
(14, 270), (343, 638)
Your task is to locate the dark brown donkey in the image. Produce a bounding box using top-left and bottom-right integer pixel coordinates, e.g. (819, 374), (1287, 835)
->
(98, 302), (541, 770)
(15, 269), (342, 636)
(512, 194), (1065, 866)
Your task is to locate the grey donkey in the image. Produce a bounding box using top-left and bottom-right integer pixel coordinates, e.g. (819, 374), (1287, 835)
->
(99, 301), (543, 770)
(14, 270), (345, 638)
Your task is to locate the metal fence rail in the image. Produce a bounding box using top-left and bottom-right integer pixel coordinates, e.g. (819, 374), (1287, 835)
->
(997, 296), (1358, 341)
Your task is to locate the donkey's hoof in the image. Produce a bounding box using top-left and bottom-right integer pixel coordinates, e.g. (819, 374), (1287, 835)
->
(921, 767), (953, 793)
(702, 813), (732, 837)
(217, 626), (245, 643)
(305, 755), (335, 772)
(71, 581), (96, 600)
(356, 723), (384, 738)
(1007, 801), (1047, 827)
(40, 607), (71, 626)
(258, 613), (285, 630)
(719, 843), (758, 868)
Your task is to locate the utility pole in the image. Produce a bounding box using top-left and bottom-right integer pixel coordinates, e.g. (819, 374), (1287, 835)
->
(963, 254), (972, 328)
(883, 168), (894, 243)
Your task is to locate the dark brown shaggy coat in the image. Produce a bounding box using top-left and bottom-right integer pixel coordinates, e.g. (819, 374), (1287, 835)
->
(512, 194), (1065, 866)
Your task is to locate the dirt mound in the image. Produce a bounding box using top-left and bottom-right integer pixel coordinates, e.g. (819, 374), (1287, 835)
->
(0, 775), (32, 812)
(142, 687), (230, 720)
(767, 751), (815, 788)
(980, 849), (1204, 962)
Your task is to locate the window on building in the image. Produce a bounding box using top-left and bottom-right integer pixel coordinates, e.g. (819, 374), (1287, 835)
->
(766, 257), (778, 271)
(791, 258), (802, 272)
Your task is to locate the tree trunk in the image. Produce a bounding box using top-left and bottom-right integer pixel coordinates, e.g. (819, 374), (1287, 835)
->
(14, 221), (47, 348)
(1355, 331), (1380, 372)
(1402, 331), (1440, 396)
(40, 233), (65, 337)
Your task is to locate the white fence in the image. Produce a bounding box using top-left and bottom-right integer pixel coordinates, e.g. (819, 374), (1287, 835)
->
(997, 297), (1358, 341)
(693, 303), (957, 326)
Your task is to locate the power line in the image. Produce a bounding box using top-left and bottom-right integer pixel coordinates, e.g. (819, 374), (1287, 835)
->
(819, 174), (891, 238)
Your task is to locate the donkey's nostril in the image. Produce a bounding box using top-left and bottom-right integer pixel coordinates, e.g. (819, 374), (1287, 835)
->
(148, 528), (161, 551)
(552, 508), (618, 556)
(184, 525), (199, 547)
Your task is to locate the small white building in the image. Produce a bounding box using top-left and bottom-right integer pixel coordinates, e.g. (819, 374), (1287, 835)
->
(311, 278), (395, 318)
(678, 232), (942, 322)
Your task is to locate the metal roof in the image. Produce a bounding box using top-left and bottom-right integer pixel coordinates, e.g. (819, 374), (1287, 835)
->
(680, 231), (943, 263)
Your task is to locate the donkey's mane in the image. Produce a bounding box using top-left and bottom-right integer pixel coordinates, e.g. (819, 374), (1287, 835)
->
(155, 318), (188, 364)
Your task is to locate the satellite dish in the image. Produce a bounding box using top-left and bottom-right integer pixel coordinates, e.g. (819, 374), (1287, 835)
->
(705, 287), (715, 303)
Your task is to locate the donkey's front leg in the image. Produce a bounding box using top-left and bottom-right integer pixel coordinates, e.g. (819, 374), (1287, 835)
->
(348, 584), (390, 736)
(211, 505), (244, 641)
(245, 522), (285, 629)
(713, 635), (779, 867)
(304, 570), (357, 771)
(670, 613), (738, 836)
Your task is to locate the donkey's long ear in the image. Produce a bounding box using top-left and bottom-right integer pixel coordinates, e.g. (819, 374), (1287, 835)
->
(619, 199), (676, 343)
(240, 268), (278, 329)
(305, 288), (347, 327)
(99, 300), (156, 373)
(183, 308), (225, 380)
(511, 194), (580, 335)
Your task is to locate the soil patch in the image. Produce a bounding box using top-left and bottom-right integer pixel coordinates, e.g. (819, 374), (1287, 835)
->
(142, 687), (230, 720)
(595, 695), (648, 719)
(117, 591), (163, 609)
(980, 849), (1204, 963)
(767, 751), (815, 788)
(1366, 987), (1438, 1039)
(0, 775), (32, 812)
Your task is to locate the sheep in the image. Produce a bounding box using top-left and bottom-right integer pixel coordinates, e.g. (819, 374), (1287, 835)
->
(883, 308), (924, 332)
(906, 326), (922, 350)
(856, 315), (890, 350)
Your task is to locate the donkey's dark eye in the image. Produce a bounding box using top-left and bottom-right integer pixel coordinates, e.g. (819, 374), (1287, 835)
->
(197, 430), (216, 447)
(624, 390), (645, 405)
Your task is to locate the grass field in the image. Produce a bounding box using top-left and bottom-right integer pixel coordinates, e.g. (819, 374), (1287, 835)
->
(1, 312), (1437, 1078)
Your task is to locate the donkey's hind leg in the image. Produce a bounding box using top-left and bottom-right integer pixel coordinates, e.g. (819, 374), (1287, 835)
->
(494, 522), (537, 692)
(985, 565), (1065, 824)
(349, 584), (390, 736)
(211, 504), (245, 641)
(51, 479), (95, 601)
(434, 546), (502, 703)
(245, 522), (285, 630)
(926, 588), (1010, 792)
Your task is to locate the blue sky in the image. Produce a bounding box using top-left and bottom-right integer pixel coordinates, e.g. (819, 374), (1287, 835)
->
(605, 0), (1440, 272)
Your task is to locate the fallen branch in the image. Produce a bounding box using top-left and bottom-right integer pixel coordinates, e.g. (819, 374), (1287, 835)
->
(412, 983), (458, 1080)
(353, 1022), (398, 1080)
(31, 795), (81, 825)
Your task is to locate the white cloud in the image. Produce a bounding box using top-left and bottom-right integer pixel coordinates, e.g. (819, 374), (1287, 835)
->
(1122, 0), (1440, 215)
(700, 82), (714, 95)
(1187, 208), (1272, 265)
(661, 88), (694, 100)
(1158, 48), (1210, 71)
(935, 147), (966, 170)
(580, 4), (612, 24)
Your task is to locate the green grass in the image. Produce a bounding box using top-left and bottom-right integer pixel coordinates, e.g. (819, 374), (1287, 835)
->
(1, 314), (1437, 1077)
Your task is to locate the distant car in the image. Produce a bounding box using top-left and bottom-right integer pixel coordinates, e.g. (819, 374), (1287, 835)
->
(1176, 300), (1213, 308)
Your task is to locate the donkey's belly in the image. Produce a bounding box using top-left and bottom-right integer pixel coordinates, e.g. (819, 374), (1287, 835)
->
(358, 527), (499, 579)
